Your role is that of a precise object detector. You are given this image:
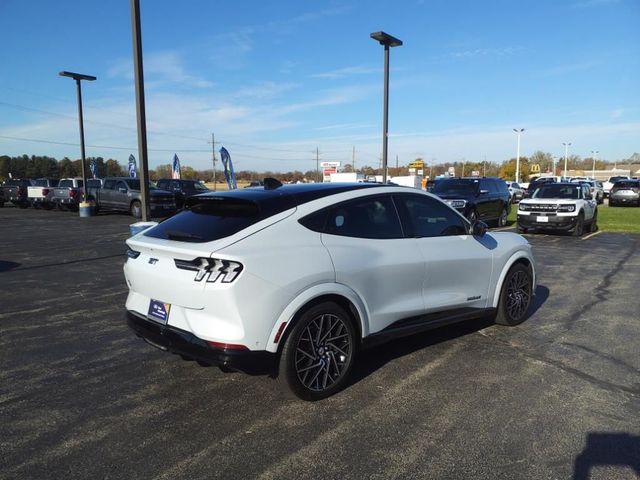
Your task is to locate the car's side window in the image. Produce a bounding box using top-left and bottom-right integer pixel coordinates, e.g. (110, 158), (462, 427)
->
(104, 179), (116, 190)
(396, 194), (468, 238)
(116, 181), (128, 191)
(325, 195), (403, 239)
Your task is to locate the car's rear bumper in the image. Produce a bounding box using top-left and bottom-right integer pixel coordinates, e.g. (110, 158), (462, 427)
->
(126, 310), (276, 374)
(609, 194), (640, 205)
(517, 214), (577, 231)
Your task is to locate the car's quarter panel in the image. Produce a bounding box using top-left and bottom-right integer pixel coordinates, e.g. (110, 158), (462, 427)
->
(209, 218), (335, 350)
(417, 235), (494, 311)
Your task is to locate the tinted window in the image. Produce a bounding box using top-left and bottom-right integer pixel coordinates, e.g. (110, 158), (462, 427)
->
(59, 180), (73, 188)
(104, 179), (116, 189)
(299, 209), (328, 233)
(157, 180), (169, 189)
(116, 181), (128, 191)
(324, 195), (403, 239)
(535, 184), (581, 199)
(481, 178), (497, 193)
(432, 179), (479, 194)
(495, 179), (509, 193)
(145, 198), (276, 243)
(396, 194), (467, 238)
(613, 180), (639, 189)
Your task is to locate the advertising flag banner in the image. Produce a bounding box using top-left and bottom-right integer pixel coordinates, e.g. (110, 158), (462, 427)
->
(89, 159), (97, 179)
(128, 154), (137, 178)
(219, 146), (237, 190)
(172, 154), (181, 179)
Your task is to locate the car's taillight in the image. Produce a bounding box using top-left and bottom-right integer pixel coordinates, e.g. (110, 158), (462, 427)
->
(174, 257), (244, 283)
(17, 186), (25, 194)
(42, 188), (50, 196)
(70, 189), (78, 198)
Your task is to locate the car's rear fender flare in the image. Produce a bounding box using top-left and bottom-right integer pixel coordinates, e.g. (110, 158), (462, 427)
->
(265, 283), (369, 354)
(491, 252), (536, 309)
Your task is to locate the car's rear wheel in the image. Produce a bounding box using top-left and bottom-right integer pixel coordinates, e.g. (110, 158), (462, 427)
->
(572, 212), (584, 237)
(130, 200), (142, 219)
(495, 263), (533, 326)
(279, 301), (356, 401)
(467, 209), (478, 223)
(497, 207), (508, 227)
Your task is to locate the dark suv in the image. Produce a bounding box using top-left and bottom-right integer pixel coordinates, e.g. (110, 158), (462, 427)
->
(431, 177), (511, 226)
(156, 179), (210, 209)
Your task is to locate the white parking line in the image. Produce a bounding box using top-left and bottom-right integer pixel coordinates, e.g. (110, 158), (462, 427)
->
(581, 230), (603, 241)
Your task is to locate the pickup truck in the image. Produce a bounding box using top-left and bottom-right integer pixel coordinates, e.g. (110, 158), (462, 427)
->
(1, 179), (34, 208)
(517, 181), (597, 236)
(94, 177), (176, 218)
(155, 178), (210, 209)
(51, 178), (85, 211)
(28, 178), (60, 209)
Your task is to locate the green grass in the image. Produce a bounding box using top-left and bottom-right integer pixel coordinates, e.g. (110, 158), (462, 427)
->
(506, 203), (640, 233)
(597, 204), (640, 233)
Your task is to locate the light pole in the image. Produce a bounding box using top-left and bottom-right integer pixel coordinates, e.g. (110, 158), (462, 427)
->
(591, 150), (599, 179)
(59, 71), (96, 205)
(370, 31), (402, 184)
(563, 142), (572, 179)
(513, 128), (524, 183)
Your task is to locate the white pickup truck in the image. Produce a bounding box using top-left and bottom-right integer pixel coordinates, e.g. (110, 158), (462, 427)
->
(517, 182), (597, 236)
(27, 178), (60, 209)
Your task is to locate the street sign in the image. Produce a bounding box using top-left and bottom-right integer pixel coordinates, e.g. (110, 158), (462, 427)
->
(320, 161), (341, 168)
(408, 160), (424, 169)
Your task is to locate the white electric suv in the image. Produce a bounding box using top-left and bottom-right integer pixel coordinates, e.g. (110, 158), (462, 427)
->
(124, 180), (536, 400)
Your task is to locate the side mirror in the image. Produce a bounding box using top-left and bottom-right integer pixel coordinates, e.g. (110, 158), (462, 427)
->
(471, 220), (488, 237)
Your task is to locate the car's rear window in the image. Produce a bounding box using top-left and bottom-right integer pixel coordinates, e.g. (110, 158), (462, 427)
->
(613, 180), (639, 189)
(144, 195), (296, 243)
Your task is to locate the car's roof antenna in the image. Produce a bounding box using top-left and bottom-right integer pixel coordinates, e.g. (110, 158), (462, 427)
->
(263, 178), (283, 190)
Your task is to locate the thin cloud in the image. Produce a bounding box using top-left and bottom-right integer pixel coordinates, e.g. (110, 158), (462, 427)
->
(311, 65), (379, 79)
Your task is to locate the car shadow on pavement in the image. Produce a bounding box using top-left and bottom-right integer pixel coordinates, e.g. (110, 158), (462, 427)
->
(530, 285), (550, 317)
(349, 316), (495, 387)
(572, 432), (640, 479)
(0, 260), (21, 272)
(349, 285), (550, 389)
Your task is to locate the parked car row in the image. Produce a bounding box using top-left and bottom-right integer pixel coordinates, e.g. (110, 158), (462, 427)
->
(0, 177), (211, 217)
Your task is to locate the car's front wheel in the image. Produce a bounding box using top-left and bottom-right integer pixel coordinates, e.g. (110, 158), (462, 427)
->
(495, 263), (533, 326)
(497, 207), (508, 227)
(572, 212), (584, 237)
(279, 302), (357, 401)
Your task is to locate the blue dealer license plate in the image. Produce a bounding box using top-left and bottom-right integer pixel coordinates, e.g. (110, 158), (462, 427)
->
(148, 299), (171, 324)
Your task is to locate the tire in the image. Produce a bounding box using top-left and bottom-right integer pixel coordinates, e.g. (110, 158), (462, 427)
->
(495, 263), (533, 326)
(467, 209), (478, 223)
(130, 200), (142, 219)
(590, 210), (598, 233)
(497, 207), (508, 227)
(18, 202), (29, 209)
(278, 301), (357, 401)
(572, 212), (584, 237)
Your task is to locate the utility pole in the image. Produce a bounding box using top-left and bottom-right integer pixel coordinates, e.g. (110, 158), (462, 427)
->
(395, 154), (398, 174)
(352, 146), (356, 172)
(316, 147), (320, 183)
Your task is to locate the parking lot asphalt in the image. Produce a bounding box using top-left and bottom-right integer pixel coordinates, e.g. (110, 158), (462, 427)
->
(1, 207), (639, 480)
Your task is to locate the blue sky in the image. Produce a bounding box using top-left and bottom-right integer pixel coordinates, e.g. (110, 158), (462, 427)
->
(0, 0), (638, 172)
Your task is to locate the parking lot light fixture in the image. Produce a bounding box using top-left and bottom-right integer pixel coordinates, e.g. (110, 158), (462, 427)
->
(591, 150), (599, 179)
(59, 71), (96, 206)
(563, 142), (572, 179)
(370, 31), (403, 184)
(513, 128), (524, 183)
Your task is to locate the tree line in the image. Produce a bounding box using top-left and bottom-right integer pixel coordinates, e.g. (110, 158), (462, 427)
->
(0, 151), (630, 183)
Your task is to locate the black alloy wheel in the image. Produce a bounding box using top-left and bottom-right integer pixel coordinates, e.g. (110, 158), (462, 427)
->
(495, 263), (533, 326)
(498, 207), (508, 227)
(279, 302), (356, 401)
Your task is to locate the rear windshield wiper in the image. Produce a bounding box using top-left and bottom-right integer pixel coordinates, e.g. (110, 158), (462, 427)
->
(165, 230), (204, 241)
